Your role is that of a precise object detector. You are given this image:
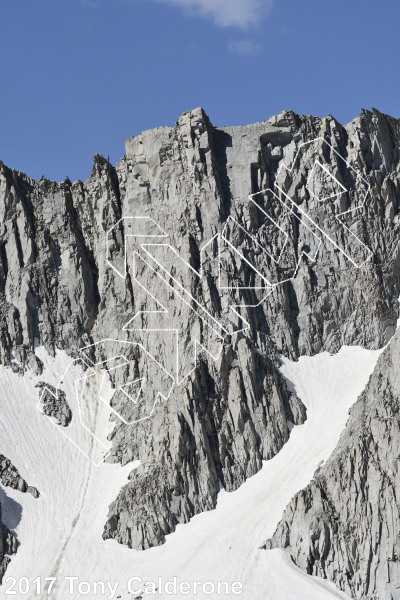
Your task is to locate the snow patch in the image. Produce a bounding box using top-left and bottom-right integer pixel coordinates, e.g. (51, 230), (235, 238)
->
(0, 344), (383, 599)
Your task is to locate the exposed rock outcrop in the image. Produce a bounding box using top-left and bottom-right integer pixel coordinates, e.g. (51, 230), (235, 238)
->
(103, 345), (305, 549)
(0, 508), (18, 584)
(265, 327), (400, 599)
(0, 107), (399, 562)
(102, 107), (400, 550)
(0, 454), (37, 582)
(0, 455), (39, 498)
(36, 382), (72, 427)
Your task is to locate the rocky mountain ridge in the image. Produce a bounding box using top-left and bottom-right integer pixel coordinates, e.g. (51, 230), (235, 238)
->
(265, 325), (400, 600)
(0, 106), (399, 595)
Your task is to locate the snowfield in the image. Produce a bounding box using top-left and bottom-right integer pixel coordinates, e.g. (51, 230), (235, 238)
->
(0, 343), (383, 600)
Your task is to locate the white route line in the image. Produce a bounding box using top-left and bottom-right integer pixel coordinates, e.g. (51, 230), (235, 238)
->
(307, 160), (347, 202)
(139, 244), (251, 335)
(38, 136), (374, 465)
(276, 137), (373, 267)
(124, 251), (225, 385)
(37, 357), (111, 467)
(81, 338), (175, 409)
(106, 216), (168, 279)
(37, 341), (175, 466)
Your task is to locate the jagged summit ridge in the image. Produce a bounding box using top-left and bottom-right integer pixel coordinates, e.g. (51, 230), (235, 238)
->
(0, 107), (399, 596)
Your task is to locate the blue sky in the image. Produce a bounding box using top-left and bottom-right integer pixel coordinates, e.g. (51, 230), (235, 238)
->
(1, 0), (399, 182)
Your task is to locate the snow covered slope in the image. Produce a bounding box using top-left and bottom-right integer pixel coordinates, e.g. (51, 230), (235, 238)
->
(0, 343), (383, 599)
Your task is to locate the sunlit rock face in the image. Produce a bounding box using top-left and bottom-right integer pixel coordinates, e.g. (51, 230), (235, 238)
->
(0, 107), (399, 597)
(265, 327), (400, 600)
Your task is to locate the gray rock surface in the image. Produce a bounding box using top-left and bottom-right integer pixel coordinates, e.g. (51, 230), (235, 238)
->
(103, 344), (304, 549)
(265, 327), (400, 599)
(0, 505), (18, 584)
(0, 107), (399, 574)
(0, 454), (37, 582)
(0, 454), (39, 497)
(36, 382), (72, 427)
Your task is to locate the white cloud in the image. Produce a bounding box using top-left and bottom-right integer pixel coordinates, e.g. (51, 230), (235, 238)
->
(228, 38), (262, 55)
(154, 0), (272, 28)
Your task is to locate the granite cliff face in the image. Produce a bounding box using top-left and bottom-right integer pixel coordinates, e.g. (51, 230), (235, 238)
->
(0, 107), (399, 589)
(265, 326), (400, 600)
(1, 108), (399, 365)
